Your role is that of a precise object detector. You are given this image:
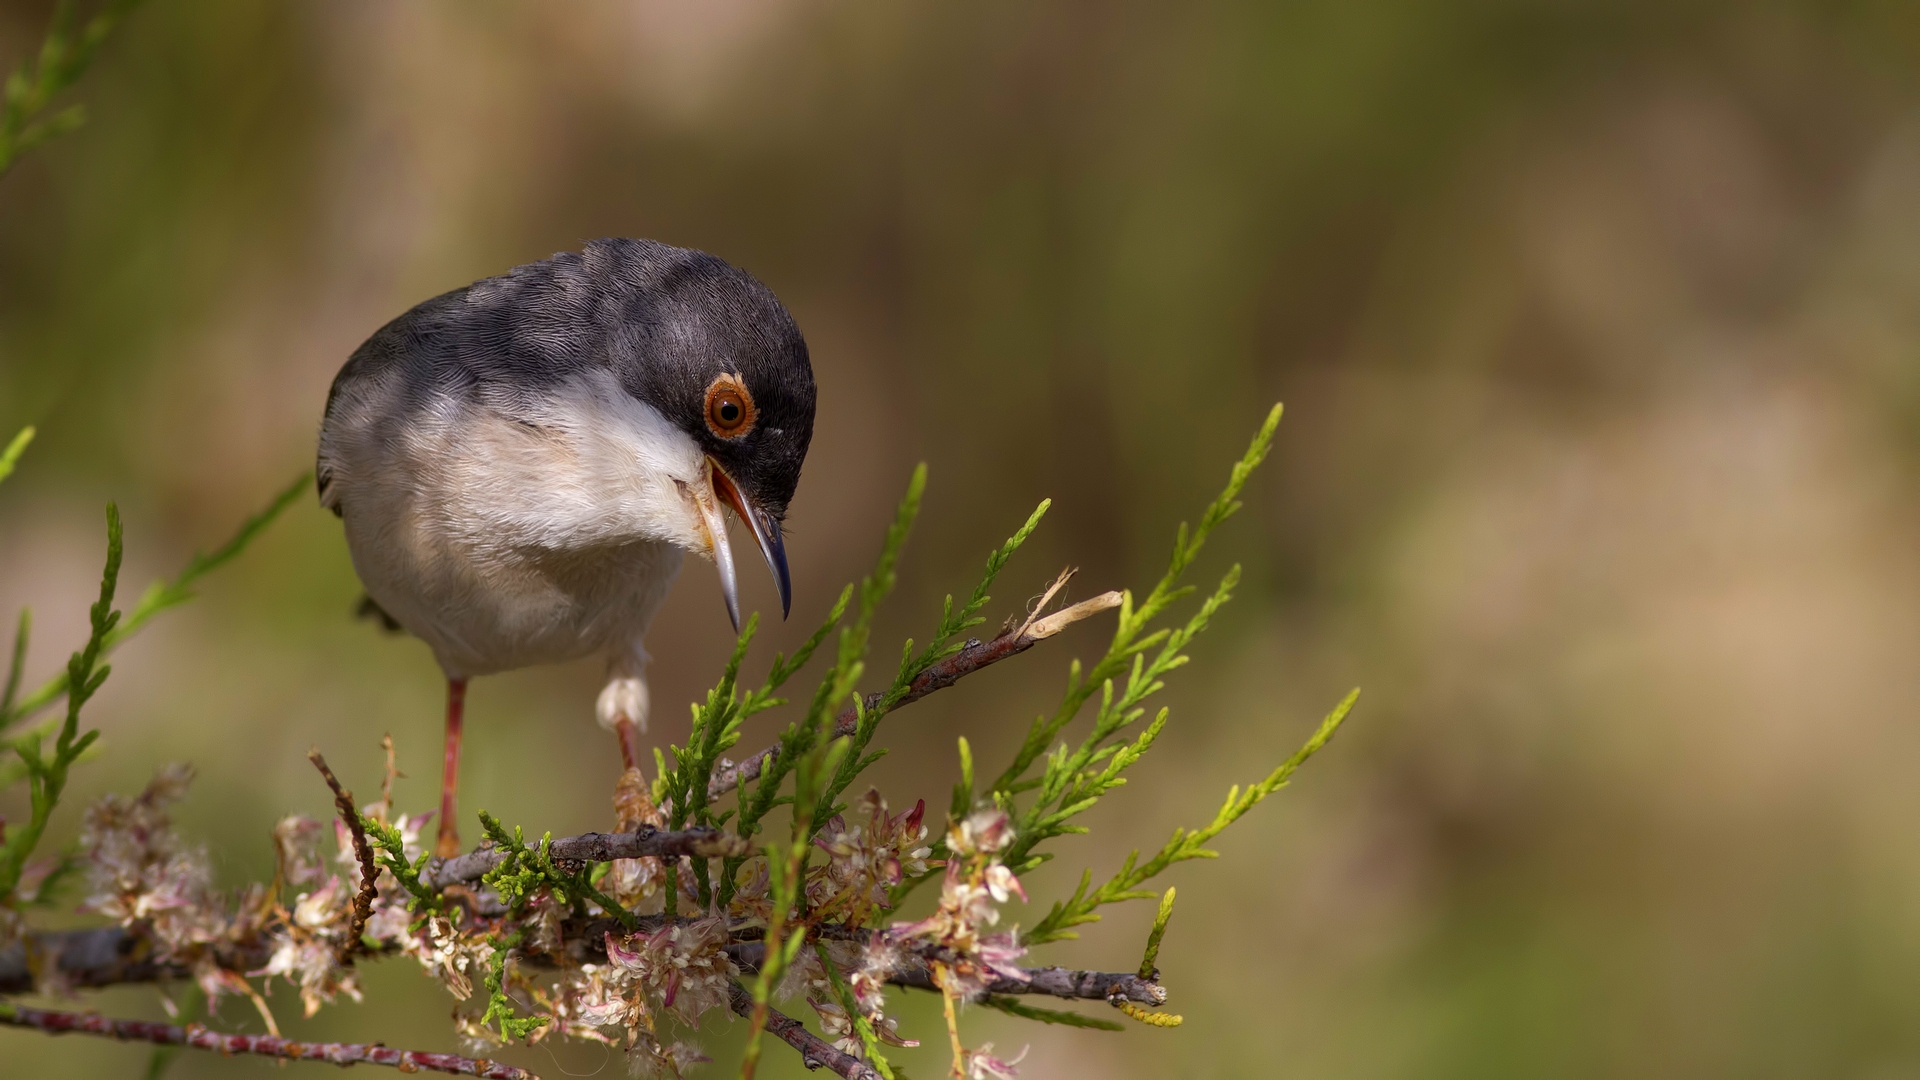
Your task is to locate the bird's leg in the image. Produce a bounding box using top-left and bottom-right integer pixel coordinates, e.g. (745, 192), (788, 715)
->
(598, 648), (651, 778)
(436, 676), (469, 858)
(614, 718), (644, 773)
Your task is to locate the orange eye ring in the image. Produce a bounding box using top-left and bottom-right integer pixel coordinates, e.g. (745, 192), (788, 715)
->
(704, 374), (757, 439)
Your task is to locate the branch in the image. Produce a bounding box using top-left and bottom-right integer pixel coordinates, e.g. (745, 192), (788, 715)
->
(0, 1001), (538, 1078)
(726, 981), (881, 1080)
(421, 826), (749, 891)
(723, 941), (1167, 1006)
(308, 750), (377, 962)
(708, 590), (1123, 801)
(9, 918), (1170, 1013)
(890, 963), (1167, 1006)
(0, 926), (236, 996)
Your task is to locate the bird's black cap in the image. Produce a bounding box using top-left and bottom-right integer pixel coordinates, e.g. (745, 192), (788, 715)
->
(324, 238), (816, 527)
(589, 239), (816, 522)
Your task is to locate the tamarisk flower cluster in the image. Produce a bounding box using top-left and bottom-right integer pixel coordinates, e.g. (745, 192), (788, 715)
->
(891, 807), (1030, 999)
(785, 939), (918, 1055)
(414, 913), (493, 1006)
(882, 806), (1033, 1073)
(810, 791), (936, 925)
(603, 919), (738, 1028)
(74, 764), (255, 1005)
(255, 817), (363, 1016)
(474, 920), (728, 1078)
(71, 763), (436, 1024)
(79, 765), (217, 941)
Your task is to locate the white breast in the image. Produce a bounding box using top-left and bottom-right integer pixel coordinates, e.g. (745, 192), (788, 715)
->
(319, 368), (703, 678)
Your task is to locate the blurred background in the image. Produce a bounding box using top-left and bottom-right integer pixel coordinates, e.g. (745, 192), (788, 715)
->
(5, 1), (1920, 1076)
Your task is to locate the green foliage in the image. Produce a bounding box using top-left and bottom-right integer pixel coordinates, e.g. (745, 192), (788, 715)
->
(1139, 887), (1176, 979)
(479, 932), (548, 1043)
(810, 496), (1050, 829)
(738, 734), (848, 1080)
(0, 428), (299, 915)
(0, 504), (119, 902)
(3, 611), (27, 722)
(1, 472), (308, 734)
(658, 460), (1054, 926)
(476, 811), (635, 929)
(716, 466), (925, 910)
(858, 403), (1357, 963)
(0, 0), (147, 178)
(980, 994), (1125, 1031)
(950, 735), (974, 822)
(0, 406), (1356, 1071)
(988, 404), (1286, 877)
(360, 813), (443, 918)
(0, 427), (33, 487)
(657, 586), (848, 912)
(1028, 689), (1356, 945)
(1, 428), (37, 725)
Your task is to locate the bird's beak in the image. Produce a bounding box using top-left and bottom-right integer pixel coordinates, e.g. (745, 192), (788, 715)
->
(689, 466), (741, 632)
(703, 457), (792, 632)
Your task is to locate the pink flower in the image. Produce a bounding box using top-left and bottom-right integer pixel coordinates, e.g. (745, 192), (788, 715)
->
(78, 765), (226, 958)
(963, 1043), (1029, 1079)
(275, 816), (327, 887)
(602, 918), (737, 1026)
(888, 811), (1030, 1001)
(984, 863), (1026, 903)
(807, 791), (935, 921)
(947, 807), (1013, 857)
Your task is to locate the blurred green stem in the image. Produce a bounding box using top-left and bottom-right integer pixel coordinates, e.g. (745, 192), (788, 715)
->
(142, 983), (202, 1080)
(0, 504), (119, 902)
(0, 472), (307, 735)
(0, 0), (148, 179)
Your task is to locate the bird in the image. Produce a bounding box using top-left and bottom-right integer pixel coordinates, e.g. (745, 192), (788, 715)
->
(316, 238), (815, 857)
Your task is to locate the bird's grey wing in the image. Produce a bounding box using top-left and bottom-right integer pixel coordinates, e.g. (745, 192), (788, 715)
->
(317, 253), (621, 515)
(317, 281), (523, 515)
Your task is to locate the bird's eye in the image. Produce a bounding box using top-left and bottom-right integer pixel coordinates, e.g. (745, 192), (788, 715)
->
(704, 375), (757, 438)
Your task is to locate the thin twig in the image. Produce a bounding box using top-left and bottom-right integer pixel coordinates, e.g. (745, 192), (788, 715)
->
(422, 826), (749, 891)
(725, 981), (881, 1080)
(724, 940), (1167, 1006)
(709, 590), (1123, 801)
(888, 962), (1168, 1006)
(938, 962), (964, 1075)
(308, 749), (377, 963)
(0, 1001), (539, 1078)
(1011, 566), (1076, 639)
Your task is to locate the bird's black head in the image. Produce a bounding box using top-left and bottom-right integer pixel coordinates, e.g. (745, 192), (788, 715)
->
(588, 239), (814, 622)
(591, 238), (815, 520)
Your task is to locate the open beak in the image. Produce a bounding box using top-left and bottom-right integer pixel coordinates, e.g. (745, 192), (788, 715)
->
(701, 457), (792, 632)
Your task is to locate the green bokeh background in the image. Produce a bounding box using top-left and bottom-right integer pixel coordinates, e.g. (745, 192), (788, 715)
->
(6, 1), (1920, 1076)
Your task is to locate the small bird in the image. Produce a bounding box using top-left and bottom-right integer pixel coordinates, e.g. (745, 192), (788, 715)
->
(316, 238), (815, 856)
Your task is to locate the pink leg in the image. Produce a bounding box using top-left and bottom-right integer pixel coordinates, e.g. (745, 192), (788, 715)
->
(436, 677), (469, 858)
(614, 717), (644, 774)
